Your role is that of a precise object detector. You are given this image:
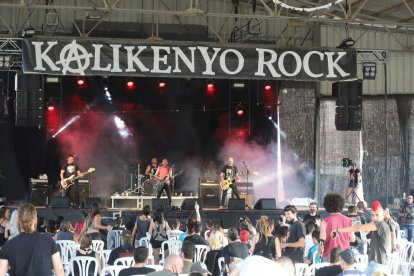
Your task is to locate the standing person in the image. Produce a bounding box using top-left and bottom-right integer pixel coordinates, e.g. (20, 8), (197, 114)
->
(0, 207), (10, 246)
(303, 202), (321, 225)
(60, 154), (84, 208)
(131, 205), (152, 247)
(81, 202), (112, 240)
(154, 159), (174, 206)
(346, 165), (362, 204)
(149, 210), (170, 264)
(0, 203), (64, 276)
(4, 209), (19, 241)
(145, 158), (158, 179)
(281, 205), (306, 263)
(250, 215), (281, 260)
(318, 193), (355, 261)
(333, 200), (390, 275)
(220, 157), (241, 208)
(398, 194), (414, 242)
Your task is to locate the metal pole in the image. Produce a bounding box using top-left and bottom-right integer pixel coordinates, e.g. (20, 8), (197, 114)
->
(384, 62), (388, 206)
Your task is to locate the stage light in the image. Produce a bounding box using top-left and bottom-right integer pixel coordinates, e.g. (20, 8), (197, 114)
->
(77, 77), (86, 88)
(236, 104), (245, 116)
(126, 79), (135, 90)
(206, 80), (215, 93)
(46, 99), (56, 111)
(363, 62), (377, 80)
(264, 83), (272, 91)
(158, 80), (166, 89)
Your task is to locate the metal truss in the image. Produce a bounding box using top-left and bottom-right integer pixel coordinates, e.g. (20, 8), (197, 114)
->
(356, 49), (388, 65)
(0, 38), (22, 71)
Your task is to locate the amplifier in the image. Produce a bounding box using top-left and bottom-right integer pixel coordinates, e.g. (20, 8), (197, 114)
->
(199, 180), (221, 208)
(31, 187), (48, 206)
(237, 182), (254, 207)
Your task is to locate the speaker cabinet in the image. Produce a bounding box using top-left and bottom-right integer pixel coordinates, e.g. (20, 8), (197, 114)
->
(254, 198), (276, 210)
(228, 199), (245, 210)
(79, 183), (90, 199)
(181, 198), (202, 210)
(51, 196), (69, 208)
(82, 197), (100, 209)
(152, 199), (169, 210)
(199, 185), (221, 208)
(15, 73), (44, 127)
(31, 187), (48, 206)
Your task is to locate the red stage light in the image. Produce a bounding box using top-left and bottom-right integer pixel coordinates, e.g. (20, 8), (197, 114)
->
(264, 84), (271, 91)
(77, 78), (85, 87)
(237, 108), (244, 116)
(126, 80), (135, 90)
(207, 82), (215, 93)
(47, 105), (55, 111)
(158, 81), (166, 88)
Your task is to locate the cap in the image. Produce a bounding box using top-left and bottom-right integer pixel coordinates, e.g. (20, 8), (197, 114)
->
(190, 262), (211, 275)
(121, 229), (131, 237)
(339, 249), (356, 264)
(240, 230), (250, 243)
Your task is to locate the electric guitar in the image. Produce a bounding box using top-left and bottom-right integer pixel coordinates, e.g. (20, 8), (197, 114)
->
(60, 168), (96, 190)
(154, 170), (183, 190)
(220, 176), (236, 190)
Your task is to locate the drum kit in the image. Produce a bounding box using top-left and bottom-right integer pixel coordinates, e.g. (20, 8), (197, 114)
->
(122, 163), (158, 196)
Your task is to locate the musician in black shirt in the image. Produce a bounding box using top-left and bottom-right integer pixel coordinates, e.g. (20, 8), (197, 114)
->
(60, 154), (83, 208)
(145, 158), (158, 179)
(220, 157), (241, 208)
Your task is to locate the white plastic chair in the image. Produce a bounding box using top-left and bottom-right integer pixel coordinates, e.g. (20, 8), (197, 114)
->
(294, 263), (308, 276)
(56, 240), (77, 265)
(194, 245), (208, 262)
(217, 256), (228, 276)
(159, 240), (183, 265)
(98, 249), (112, 268)
(99, 265), (128, 276)
(145, 264), (163, 271)
(91, 240), (105, 252)
(138, 237), (154, 263)
(71, 256), (99, 276)
(113, 230), (123, 248)
(114, 256), (134, 267)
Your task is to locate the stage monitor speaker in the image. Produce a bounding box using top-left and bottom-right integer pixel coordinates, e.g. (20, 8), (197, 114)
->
(152, 199), (169, 210)
(221, 213), (240, 229)
(181, 198), (203, 210)
(228, 199), (245, 210)
(254, 198), (276, 210)
(31, 187), (48, 206)
(82, 197), (100, 209)
(51, 196), (69, 208)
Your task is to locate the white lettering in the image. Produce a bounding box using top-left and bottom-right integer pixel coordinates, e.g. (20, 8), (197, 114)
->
(32, 41), (60, 71)
(219, 49), (244, 75)
(255, 48), (281, 77)
(110, 44), (122, 72)
(151, 46), (171, 73)
(325, 52), (350, 78)
(91, 44), (111, 71)
(172, 47), (196, 73)
(303, 51), (324, 78)
(124, 46), (149, 72)
(278, 51), (302, 77)
(198, 47), (221, 76)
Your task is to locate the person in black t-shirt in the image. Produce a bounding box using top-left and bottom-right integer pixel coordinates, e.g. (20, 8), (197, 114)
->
(0, 204), (64, 276)
(184, 221), (209, 246)
(60, 154), (84, 208)
(303, 202), (321, 225)
(145, 158), (158, 179)
(281, 205), (306, 263)
(107, 230), (135, 265)
(118, 246), (155, 276)
(220, 157), (241, 208)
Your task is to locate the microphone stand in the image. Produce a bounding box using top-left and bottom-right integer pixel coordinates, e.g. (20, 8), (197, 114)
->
(242, 161), (251, 208)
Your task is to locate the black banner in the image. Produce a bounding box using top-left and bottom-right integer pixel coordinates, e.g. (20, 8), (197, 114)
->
(22, 39), (357, 81)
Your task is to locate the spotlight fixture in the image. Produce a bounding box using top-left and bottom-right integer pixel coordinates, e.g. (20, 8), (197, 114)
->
(264, 83), (272, 91)
(0, 56), (11, 68)
(363, 62), (377, 80)
(158, 80), (166, 89)
(126, 79), (135, 90)
(46, 99), (56, 111)
(337, 38), (355, 49)
(21, 25), (36, 38)
(206, 80), (215, 93)
(235, 103), (245, 116)
(77, 77), (86, 88)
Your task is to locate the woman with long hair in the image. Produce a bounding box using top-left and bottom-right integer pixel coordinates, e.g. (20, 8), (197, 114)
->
(250, 215), (281, 260)
(4, 210), (19, 240)
(74, 233), (100, 275)
(81, 202), (112, 240)
(131, 205), (152, 247)
(148, 210), (170, 264)
(0, 207), (11, 246)
(205, 230), (226, 276)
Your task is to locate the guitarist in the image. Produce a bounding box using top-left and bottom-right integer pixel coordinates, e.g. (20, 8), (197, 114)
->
(154, 159), (174, 206)
(60, 154), (84, 208)
(220, 157), (241, 208)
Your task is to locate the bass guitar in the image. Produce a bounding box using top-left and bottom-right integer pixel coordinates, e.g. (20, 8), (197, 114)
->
(60, 168), (96, 190)
(154, 170), (183, 191)
(220, 176), (235, 190)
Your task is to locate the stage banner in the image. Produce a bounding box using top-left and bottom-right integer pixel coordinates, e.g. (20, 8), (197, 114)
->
(22, 39), (357, 81)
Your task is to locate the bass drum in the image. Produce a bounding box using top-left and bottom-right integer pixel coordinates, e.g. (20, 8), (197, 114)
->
(142, 179), (157, 196)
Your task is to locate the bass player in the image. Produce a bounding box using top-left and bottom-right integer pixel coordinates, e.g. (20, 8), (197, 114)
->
(220, 157), (241, 208)
(60, 154), (84, 208)
(154, 158), (174, 206)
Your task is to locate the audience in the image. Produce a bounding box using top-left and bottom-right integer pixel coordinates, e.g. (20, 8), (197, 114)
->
(4, 209), (19, 241)
(250, 215), (280, 260)
(81, 202), (112, 241)
(0, 207), (10, 246)
(190, 262), (212, 276)
(205, 229), (226, 276)
(181, 241), (196, 274)
(315, 246), (342, 276)
(131, 205), (152, 247)
(107, 229), (135, 265)
(168, 219), (183, 240)
(184, 221), (209, 246)
(305, 230), (321, 265)
(149, 209), (170, 264)
(55, 219), (74, 241)
(282, 205), (306, 263)
(337, 249), (366, 276)
(302, 202), (321, 225)
(118, 246), (156, 276)
(147, 254), (183, 276)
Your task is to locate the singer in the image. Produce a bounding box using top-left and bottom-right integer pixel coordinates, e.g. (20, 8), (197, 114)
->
(220, 157), (241, 209)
